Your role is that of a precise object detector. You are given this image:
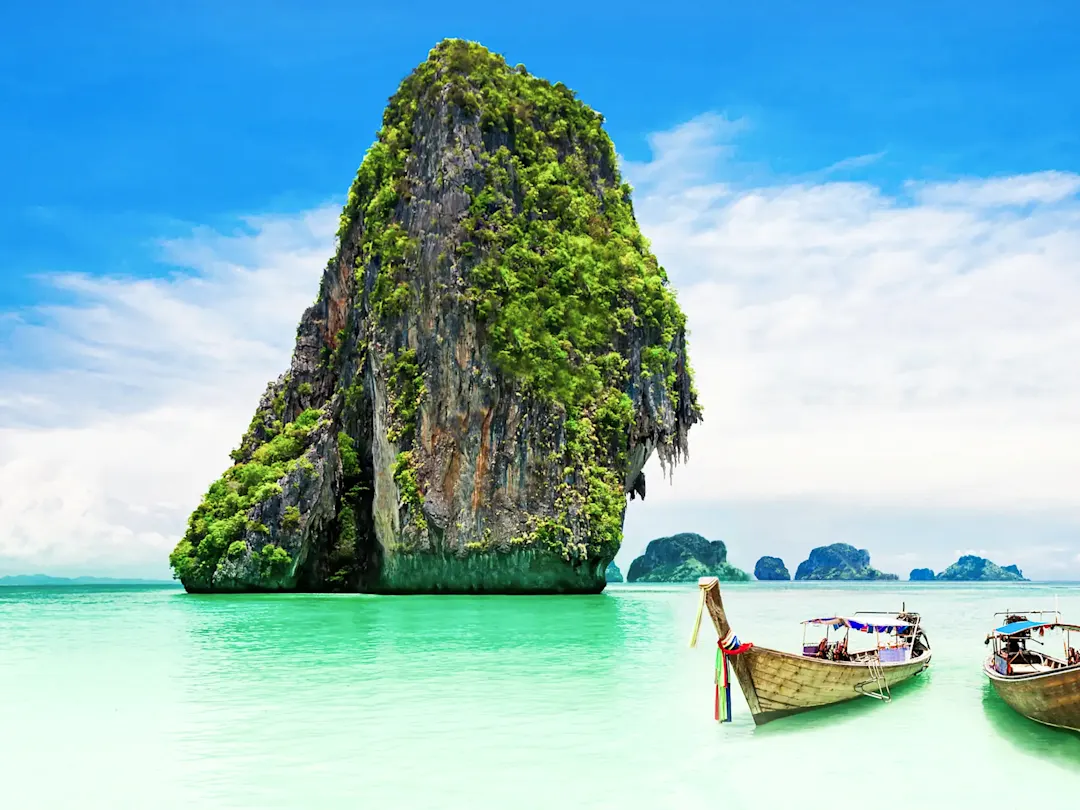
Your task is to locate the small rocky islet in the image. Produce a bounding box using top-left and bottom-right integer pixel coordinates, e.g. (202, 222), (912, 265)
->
(794, 543), (898, 581)
(168, 39), (700, 595)
(607, 544), (1030, 586)
(625, 533), (749, 583)
(926, 555), (1027, 582)
(753, 556), (790, 581)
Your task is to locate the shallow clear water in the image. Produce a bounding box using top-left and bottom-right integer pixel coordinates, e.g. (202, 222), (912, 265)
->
(2, 582), (1080, 809)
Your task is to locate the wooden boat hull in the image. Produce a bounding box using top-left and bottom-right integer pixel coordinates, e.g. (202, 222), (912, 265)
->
(736, 644), (930, 724)
(984, 660), (1080, 732)
(696, 576), (931, 725)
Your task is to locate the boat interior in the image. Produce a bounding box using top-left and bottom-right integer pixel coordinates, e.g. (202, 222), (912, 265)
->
(800, 611), (929, 664)
(987, 612), (1080, 676)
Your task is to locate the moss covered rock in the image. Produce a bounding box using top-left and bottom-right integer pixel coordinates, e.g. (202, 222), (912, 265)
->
(794, 544), (897, 581)
(909, 568), (935, 581)
(169, 39), (699, 594)
(605, 561), (624, 583)
(626, 533), (748, 583)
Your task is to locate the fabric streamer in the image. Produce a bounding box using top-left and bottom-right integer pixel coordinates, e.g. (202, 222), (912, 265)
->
(714, 649), (721, 721)
(715, 631), (753, 723)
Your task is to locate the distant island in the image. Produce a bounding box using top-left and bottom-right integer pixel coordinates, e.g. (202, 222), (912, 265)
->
(754, 556), (790, 581)
(0, 575), (178, 587)
(794, 544), (897, 581)
(905, 557), (1027, 582)
(626, 533), (749, 583)
(605, 562), (624, 583)
(935, 555), (1028, 581)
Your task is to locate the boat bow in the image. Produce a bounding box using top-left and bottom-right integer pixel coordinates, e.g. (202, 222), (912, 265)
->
(691, 576), (764, 718)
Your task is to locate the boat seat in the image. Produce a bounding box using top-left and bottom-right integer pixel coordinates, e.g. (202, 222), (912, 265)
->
(1009, 663), (1052, 674)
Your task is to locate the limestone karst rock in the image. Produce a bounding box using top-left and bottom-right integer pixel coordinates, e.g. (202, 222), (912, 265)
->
(169, 39), (699, 594)
(936, 556), (1027, 582)
(794, 544), (897, 581)
(626, 533), (748, 583)
(754, 556), (790, 581)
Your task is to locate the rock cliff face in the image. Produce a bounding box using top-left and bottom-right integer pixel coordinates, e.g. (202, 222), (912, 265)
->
(936, 556), (1026, 581)
(794, 544), (897, 581)
(605, 561), (624, 583)
(753, 556), (790, 581)
(626, 533), (748, 583)
(168, 40), (699, 594)
(909, 568), (935, 581)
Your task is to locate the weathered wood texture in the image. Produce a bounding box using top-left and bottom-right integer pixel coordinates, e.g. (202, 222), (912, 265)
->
(985, 660), (1080, 732)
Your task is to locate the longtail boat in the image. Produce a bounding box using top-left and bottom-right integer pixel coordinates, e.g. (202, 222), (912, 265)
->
(690, 576), (932, 725)
(983, 609), (1080, 732)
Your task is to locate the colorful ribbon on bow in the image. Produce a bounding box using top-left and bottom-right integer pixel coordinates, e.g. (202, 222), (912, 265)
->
(715, 630), (753, 722)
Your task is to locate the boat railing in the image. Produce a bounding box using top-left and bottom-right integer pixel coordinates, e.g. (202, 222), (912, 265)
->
(993, 609), (1062, 620)
(903, 613), (922, 662)
(847, 610), (923, 664)
(800, 613), (925, 663)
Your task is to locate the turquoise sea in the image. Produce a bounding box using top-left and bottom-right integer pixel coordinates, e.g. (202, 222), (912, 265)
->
(3, 582), (1080, 809)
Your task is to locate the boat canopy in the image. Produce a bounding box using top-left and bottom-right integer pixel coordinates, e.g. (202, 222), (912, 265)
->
(803, 616), (912, 633)
(994, 620), (1052, 636)
(991, 620), (1080, 636)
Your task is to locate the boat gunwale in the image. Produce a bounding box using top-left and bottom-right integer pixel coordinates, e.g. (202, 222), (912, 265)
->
(983, 656), (1080, 684)
(754, 643), (933, 670)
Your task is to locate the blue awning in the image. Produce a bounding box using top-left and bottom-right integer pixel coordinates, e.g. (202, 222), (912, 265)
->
(994, 620), (1050, 636)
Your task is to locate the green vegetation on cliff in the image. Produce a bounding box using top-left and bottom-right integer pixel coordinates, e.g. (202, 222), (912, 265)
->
(169, 409), (322, 587)
(332, 40), (694, 562)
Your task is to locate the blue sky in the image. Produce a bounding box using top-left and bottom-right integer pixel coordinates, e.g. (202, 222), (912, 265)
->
(5, 1), (1079, 302)
(2, 1), (1080, 578)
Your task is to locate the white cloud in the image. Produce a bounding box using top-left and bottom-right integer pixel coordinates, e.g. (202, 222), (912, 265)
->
(910, 170), (1080, 207)
(627, 117), (1080, 525)
(3, 115), (1080, 577)
(822, 152), (886, 174)
(620, 112), (745, 191)
(0, 208), (337, 576)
